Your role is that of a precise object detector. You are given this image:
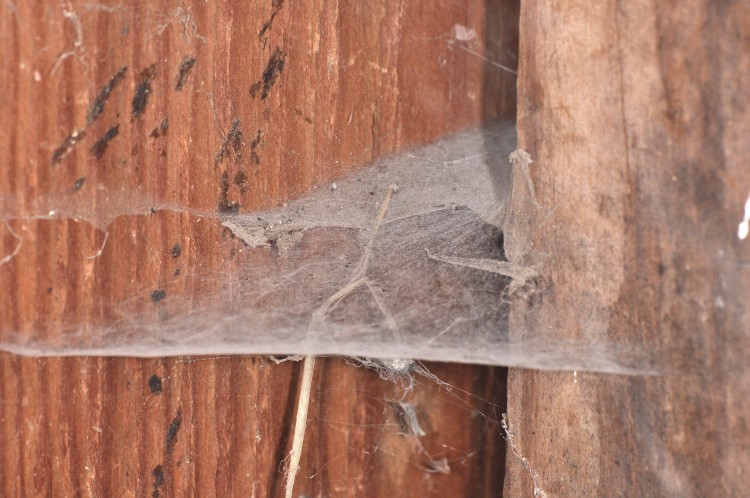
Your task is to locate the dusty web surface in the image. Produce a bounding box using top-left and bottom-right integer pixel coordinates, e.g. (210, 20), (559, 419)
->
(1, 122), (651, 374)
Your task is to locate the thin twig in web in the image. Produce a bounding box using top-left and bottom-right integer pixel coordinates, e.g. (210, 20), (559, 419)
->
(426, 251), (540, 295)
(284, 186), (399, 498)
(0, 221), (23, 266)
(283, 354), (315, 498)
(309, 185), (399, 330)
(85, 231), (109, 260)
(365, 281), (399, 336)
(452, 44), (518, 76)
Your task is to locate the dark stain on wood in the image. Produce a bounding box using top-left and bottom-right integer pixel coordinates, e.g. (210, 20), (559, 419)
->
(165, 408), (183, 457)
(90, 125), (120, 159)
(132, 64), (157, 119)
(258, 0), (285, 38)
(248, 129), (262, 164)
(233, 170), (248, 193)
(249, 81), (261, 98)
(218, 170), (240, 213)
(215, 118), (242, 166)
(150, 117), (170, 138)
(250, 47), (285, 100)
(150, 289), (167, 303)
(175, 56), (196, 91)
(148, 374), (163, 394)
(151, 464), (164, 498)
(88, 66), (127, 124)
(657, 262), (666, 276)
(294, 108), (313, 124)
(51, 129), (86, 164)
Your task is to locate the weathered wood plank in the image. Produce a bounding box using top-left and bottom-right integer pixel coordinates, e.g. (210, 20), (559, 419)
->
(505, 1), (750, 496)
(0, 355), (507, 497)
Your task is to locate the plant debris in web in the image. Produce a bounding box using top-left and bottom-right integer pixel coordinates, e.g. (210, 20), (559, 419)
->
(1, 121), (650, 373)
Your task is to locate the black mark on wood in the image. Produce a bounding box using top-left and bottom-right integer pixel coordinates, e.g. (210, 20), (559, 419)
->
(148, 374), (163, 394)
(73, 177), (85, 191)
(261, 48), (285, 99)
(90, 125), (120, 159)
(151, 289), (167, 303)
(258, 0), (285, 38)
(250, 47), (285, 100)
(151, 464), (164, 498)
(150, 117), (170, 138)
(218, 170), (240, 213)
(258, 18), (274, 38)
(214, 118), (242, 166)
(249, 81), (261, 98)
(171, 243), (182, 258)
(165, 408), (183, 456)
(132, 64), (157, 119)
(51, 130), (86, 164)
(657, 263), (666, 276)
(88, 66), (127, 124)
(294, 108), (313, 124)
(248, 129), (262, 164)
(175, 56), (196, 91)
(233, 170), (248, 194)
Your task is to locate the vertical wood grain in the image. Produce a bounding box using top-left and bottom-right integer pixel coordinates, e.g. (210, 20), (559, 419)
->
(0, 0), (518, 496)
(505, 1), (750, 496)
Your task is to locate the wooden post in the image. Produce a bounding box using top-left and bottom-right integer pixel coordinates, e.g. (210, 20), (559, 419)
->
(505, 1), (750, 496)
(0, 0), (517, 496)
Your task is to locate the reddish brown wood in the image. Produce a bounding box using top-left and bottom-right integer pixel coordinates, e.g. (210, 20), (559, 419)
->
(0, 355), (507, 497)
(505, 1), (750, 496)
(0, 0), (517, 496)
